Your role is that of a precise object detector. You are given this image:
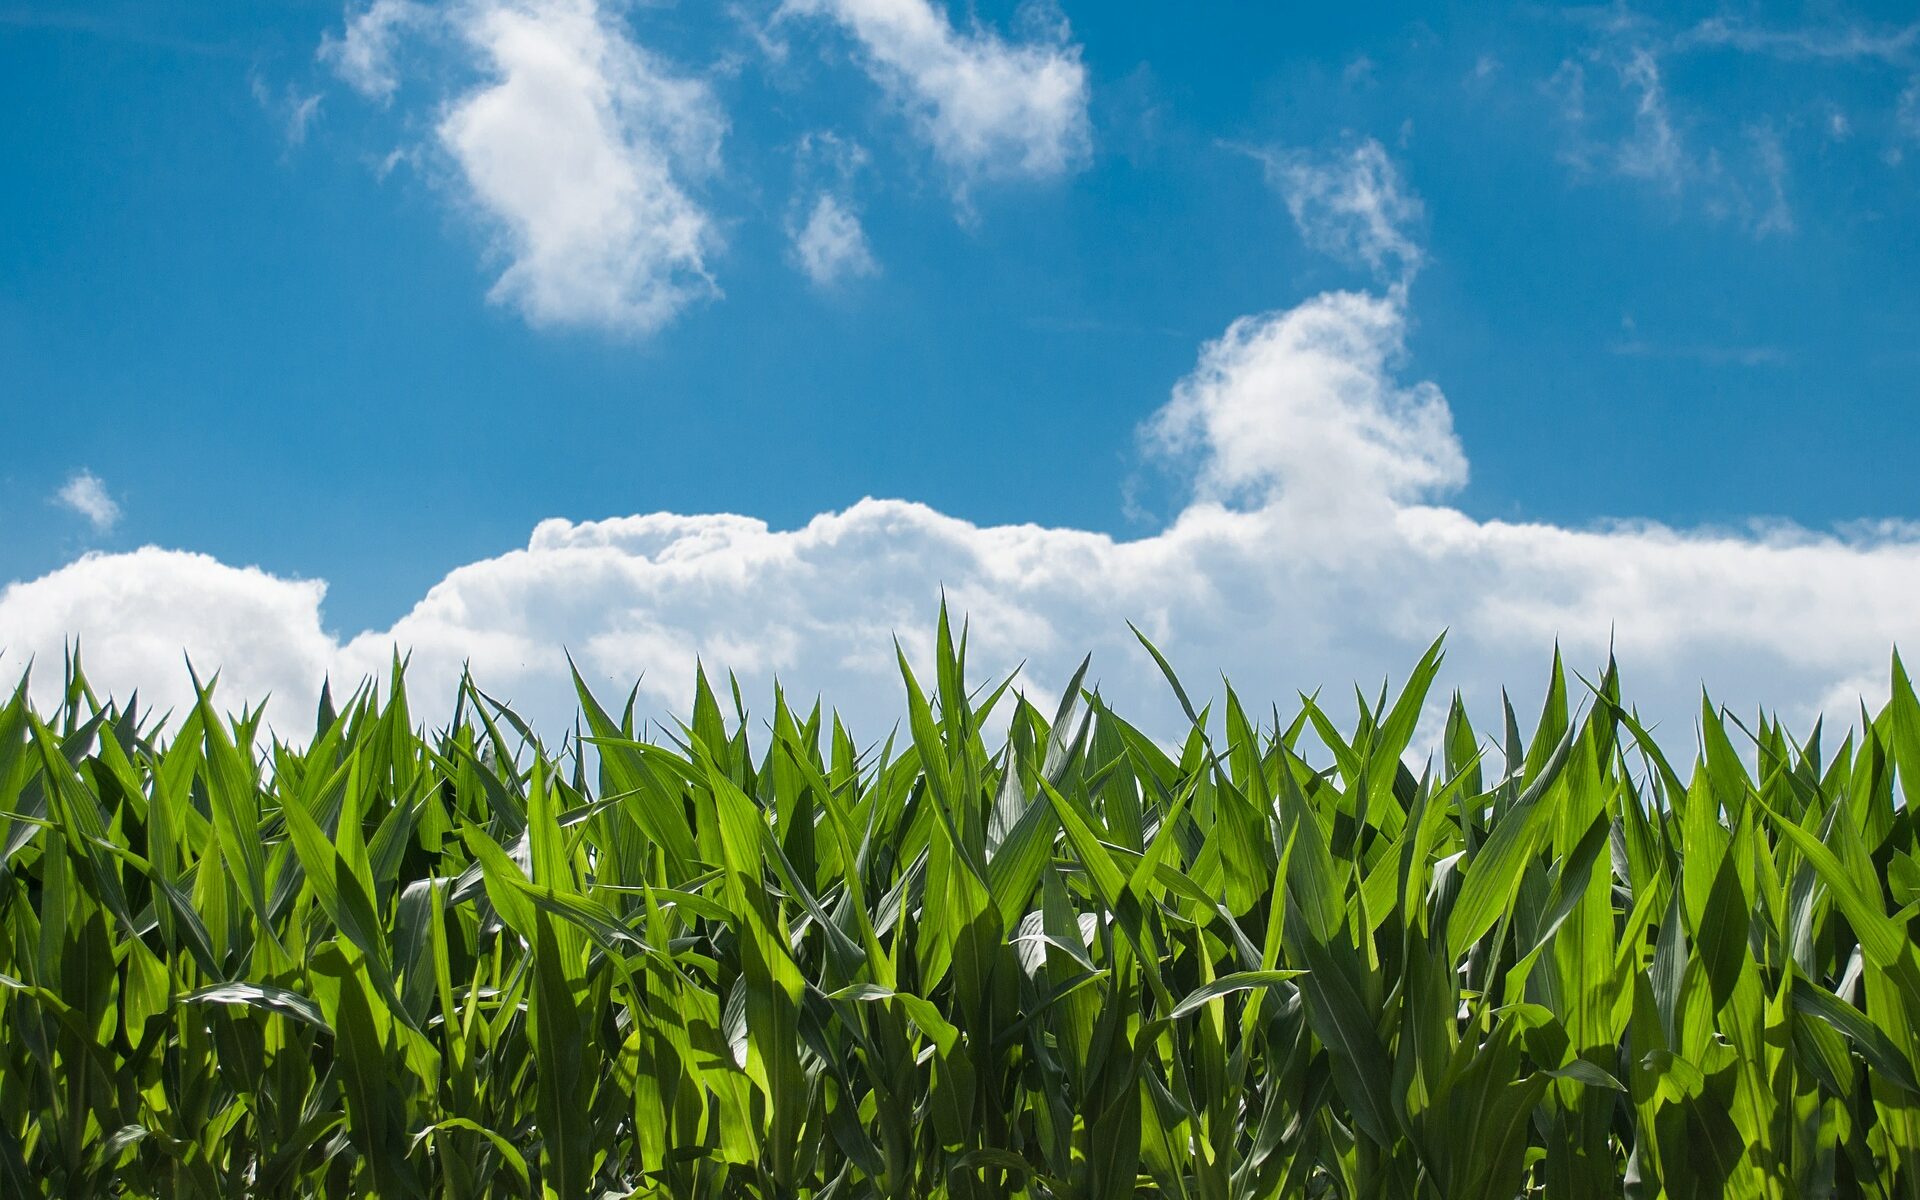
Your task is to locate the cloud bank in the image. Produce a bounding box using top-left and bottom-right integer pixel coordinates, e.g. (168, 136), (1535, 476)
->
(9, 138), (1916, 747)
(8, 278), (1918, 745)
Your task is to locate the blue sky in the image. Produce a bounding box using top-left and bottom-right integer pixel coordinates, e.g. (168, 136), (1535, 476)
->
(4, 0), (1920, 737)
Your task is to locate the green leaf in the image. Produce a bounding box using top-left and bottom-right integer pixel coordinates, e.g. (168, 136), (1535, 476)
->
(180, 982), (331, 1033)
(1166, 970), (1306, 1019)
(1792, 975), (1920, 1096)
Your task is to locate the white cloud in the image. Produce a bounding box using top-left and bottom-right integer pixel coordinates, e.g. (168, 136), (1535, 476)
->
(439, 0), (725, 333)
(785, 0), (1091, 190)
(9, 143), (1917, 750)
(1677, 17), (1919, 65)
(1146, 290), (1463, 521)
(790, 191), (878, 284)
(1257, 139), (1425, 284)
(252, 76), (325, 147)
(0, 550), (334, 717)
(317, 0), (1082, 330)
(319, 0), (724, 334)
(1547, 38), (1801, 237)
(7, 281), (1918, 748)
(1609, 338), (1786, 367)
(1546, 12), (1916, 222)
(1544, 60), (1590, 158)
(1613, 48), (1683, 189)
(55, 471), (121, 532)
(288, 92), (324, 145)
(793, 127), (871, 179)
(320, 0), (429, 102)
(1748, 122), (1794, 236)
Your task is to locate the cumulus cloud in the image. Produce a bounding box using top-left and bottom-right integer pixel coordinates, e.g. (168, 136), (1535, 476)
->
(7, 279), (1918, 748)
(8, 143), (1917, 748)
(319, 0), (724, 334)
(55, 471), (121, 532)
(0, 549), (334, 713)
(1146, 290), (1463, 521)
(790, 191), (878, 284)
(317, 0), (1086, 329)
(785, 0), (1091, 190)
(440, 0), (725, 332)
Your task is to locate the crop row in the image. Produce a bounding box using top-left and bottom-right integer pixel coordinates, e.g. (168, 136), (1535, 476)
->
(2, 613), (1918, 1197)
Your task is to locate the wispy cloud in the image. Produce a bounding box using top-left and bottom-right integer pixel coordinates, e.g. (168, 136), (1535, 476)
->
(1611, 48), (1683, 188)
(55, 471), (120, 532)
(785, 129), (877, 285)
(1747, 122), (1794, 236)
(789, 192), (878, 285)
(1536, 7), (1920, 233)
(318, 0), (428, 103)
(1676, 16), (1919, 66)
(1544, 29), (1799, 237)
(1609, 339), (1787, 367)
(1252, 138), (1425, 286)
(251, 75), (324, 147)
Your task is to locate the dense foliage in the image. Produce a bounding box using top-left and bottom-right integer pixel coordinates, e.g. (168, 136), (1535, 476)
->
(3, 613), (1920, 1198)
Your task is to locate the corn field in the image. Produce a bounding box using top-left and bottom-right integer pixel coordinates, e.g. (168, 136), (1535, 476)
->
(3, 613), (1920, 1198)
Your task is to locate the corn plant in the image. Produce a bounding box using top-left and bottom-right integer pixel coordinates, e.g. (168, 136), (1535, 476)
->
(2, 610), (1919, 1198)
